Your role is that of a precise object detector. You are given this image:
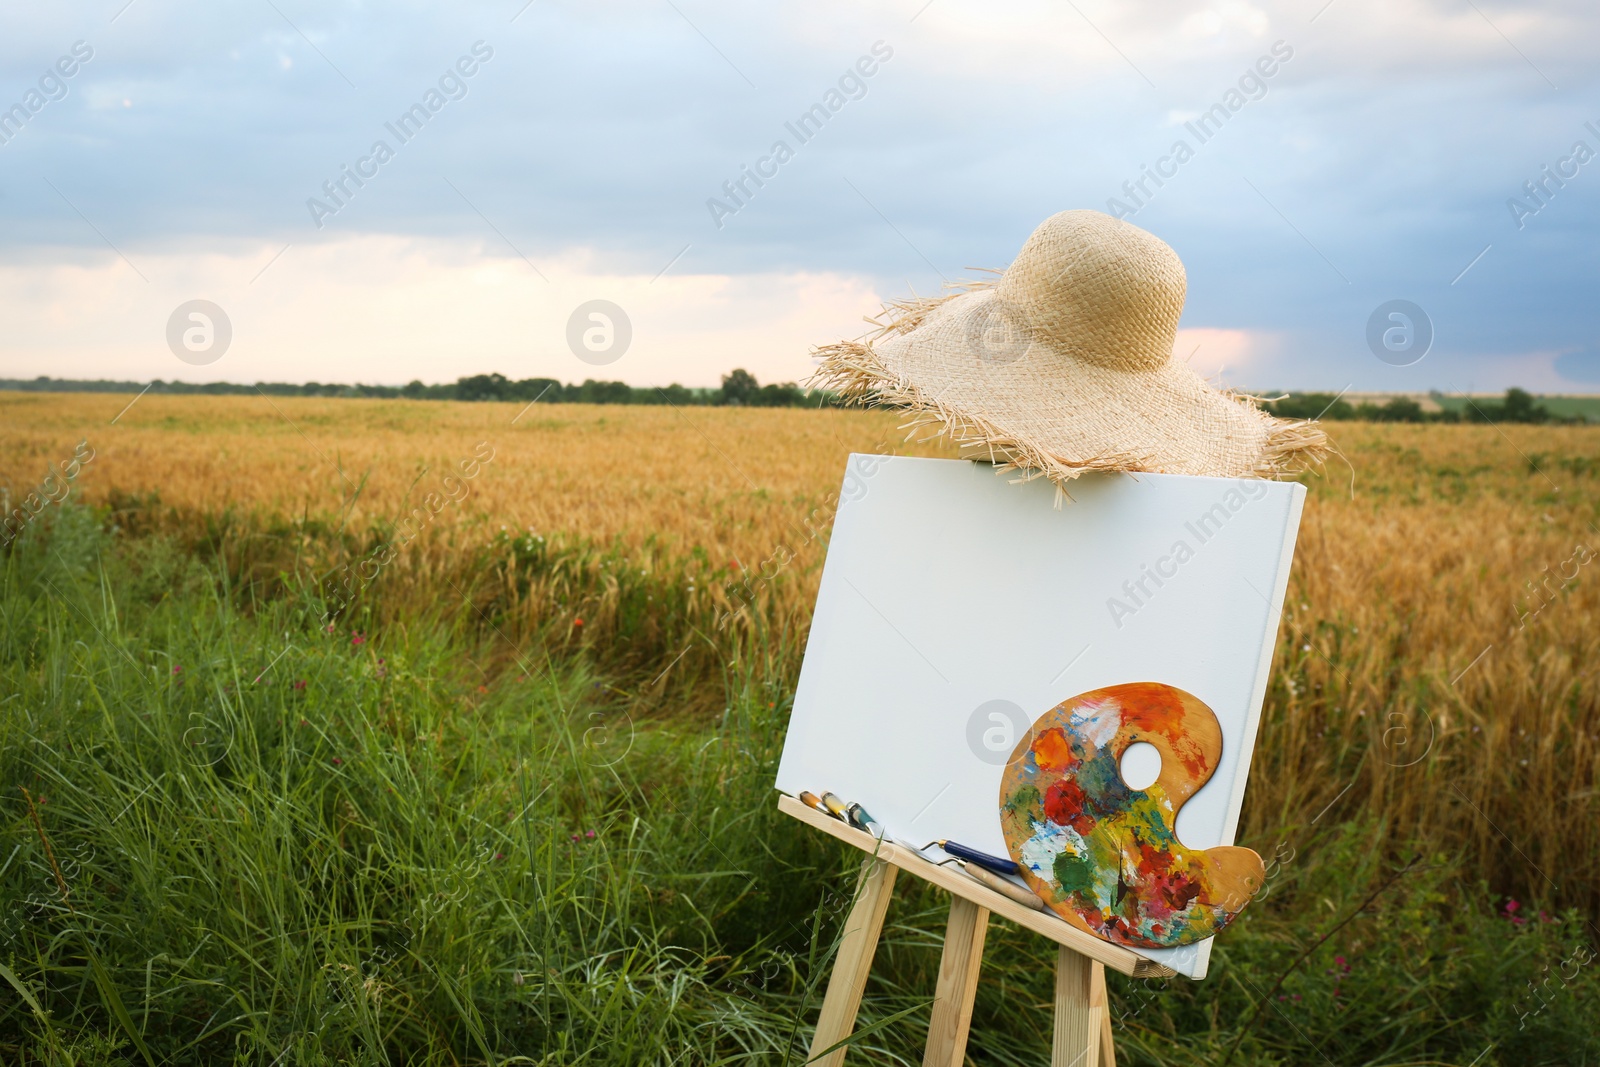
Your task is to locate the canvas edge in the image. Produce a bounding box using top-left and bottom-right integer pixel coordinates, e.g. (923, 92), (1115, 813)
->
(772, 451), (865, 795)
(1221, 480), (1307, 842)
(1110, 479), (1308, 981)
(1181, 480), (1307, 980)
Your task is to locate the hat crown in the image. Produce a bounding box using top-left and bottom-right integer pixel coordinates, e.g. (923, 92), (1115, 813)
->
(995, 210), (1186, 372)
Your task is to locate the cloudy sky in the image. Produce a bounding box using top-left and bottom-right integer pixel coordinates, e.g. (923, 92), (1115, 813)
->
(0, 0), (1596, 391)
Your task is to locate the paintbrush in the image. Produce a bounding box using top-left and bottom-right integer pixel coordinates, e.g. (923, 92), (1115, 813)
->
(797, 790), (833, 817)
(958, 861), (1045, 910)
(795, 790), (1038, 908)
(921, 839), (1020, 877)
(818, 791), (851, 820)
(799, 791), (888, 841)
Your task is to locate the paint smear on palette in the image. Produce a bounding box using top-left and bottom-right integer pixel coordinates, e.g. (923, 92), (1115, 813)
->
(998, 682), (1264, 949)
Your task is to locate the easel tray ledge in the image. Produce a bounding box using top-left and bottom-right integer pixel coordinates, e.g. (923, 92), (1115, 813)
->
(778, 793), (1177, 980)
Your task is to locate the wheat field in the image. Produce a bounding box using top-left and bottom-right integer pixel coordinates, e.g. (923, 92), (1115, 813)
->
(3, 390), (1599, 1063)
(0, 391), (934, 555)
(4, 391), (1597, 903)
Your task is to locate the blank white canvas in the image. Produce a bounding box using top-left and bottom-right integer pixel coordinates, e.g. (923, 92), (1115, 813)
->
(775, 456), (1305, 979)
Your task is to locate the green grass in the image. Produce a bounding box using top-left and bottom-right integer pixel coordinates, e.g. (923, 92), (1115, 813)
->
(1525, 395), (1600, 422)
(1430, 393), (1600, 423)
(2, 505), (1597, 1065)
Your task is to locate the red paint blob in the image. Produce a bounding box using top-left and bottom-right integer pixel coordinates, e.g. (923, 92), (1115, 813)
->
(1044, 778), (1095, 834)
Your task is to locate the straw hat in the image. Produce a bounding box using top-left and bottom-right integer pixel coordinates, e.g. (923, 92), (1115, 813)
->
(810, 210), (1327, 486)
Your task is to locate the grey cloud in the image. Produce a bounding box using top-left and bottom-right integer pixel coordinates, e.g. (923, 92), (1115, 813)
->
(1, 0), (1598, 387)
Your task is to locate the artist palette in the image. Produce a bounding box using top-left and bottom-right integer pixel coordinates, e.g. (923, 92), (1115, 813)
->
(998, 683), (1264, 948)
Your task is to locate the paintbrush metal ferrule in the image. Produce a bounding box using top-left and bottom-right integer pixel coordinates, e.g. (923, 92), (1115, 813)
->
(845, 802), (882, 834)
(797, 790), (829, 815)
(818, 791), (850, 820)
(936, 839), (1020, 876)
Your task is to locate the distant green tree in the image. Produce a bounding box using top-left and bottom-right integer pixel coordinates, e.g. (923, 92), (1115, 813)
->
(719, 368), (759, 406)
(456, 373), (512, 401)
(1371, 397), (1426, 422)
(1501, 387), (1549, 423)
(752, 382), (805, 407)
(1264, 393), (1355, 420)
(655, 383), (696, 406)
(1466, 388), (1550, 424)
(570, 379), (633, 404)
(508, 377), (562, 402)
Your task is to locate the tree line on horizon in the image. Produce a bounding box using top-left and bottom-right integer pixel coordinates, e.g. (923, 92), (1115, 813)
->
(1, 369), (815, 407)
(0, 375), (1583, 423)
(1265, 388), (1573, 424)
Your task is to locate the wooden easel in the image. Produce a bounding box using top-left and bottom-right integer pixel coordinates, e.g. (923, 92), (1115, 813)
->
(781, 795), (1176, 1067)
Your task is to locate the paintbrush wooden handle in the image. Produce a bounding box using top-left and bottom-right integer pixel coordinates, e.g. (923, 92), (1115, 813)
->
(962, 862), (1045, 910)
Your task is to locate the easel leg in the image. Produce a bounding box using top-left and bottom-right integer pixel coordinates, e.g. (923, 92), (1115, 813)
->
(808, 857), (898, 1067)
(1052, 946), (1106, 1067)
(921, 896), (990, 1067)
(1092, 962), (1115, 1067)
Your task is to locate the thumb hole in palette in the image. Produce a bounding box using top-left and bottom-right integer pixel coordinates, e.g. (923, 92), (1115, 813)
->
(1118, 741), (1162, 791)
